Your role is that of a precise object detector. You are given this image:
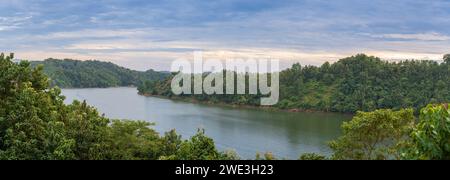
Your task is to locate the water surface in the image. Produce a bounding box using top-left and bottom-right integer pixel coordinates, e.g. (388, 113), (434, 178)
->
(62, 87), (350, 159)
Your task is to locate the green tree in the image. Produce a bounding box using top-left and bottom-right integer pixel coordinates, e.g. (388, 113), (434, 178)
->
(106, 120), (163, 160)
(62, 100), (111, 160)
(160, 129), (182, 157)
(1, 53), (245, 160)
(444, 54), (450, 64)
(0, 53), (75, 160)
(175, 129), (220, 160)
(31, 59), (168, 88)
(255, 152), (276, 160)
(219, 149), (240, 160)
(404, 104), (450, 160)
(139, 54), (450, 114)
(329, 109), (415, 160)
(299, 153), (327, 160)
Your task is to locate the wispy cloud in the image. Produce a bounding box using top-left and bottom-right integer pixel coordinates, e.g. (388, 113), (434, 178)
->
(1, 0), (450, 70)
(0, 15), (32, 31)
(38, 29), (152, 40)
(371, 32), (450, 41)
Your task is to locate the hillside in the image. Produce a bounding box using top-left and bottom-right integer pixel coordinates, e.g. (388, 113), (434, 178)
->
(138, 54), (450, 113)
(31, 59), (169, 88)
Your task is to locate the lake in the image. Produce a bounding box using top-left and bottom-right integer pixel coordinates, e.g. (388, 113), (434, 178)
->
(61, 87), (350, 159)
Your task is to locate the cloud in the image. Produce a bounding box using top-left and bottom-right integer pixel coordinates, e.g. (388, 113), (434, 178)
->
(371, 33), (450, 41)
(0, 15), (32, 31)
(38, 29), (152, 40)
(2, 0), (450, 70)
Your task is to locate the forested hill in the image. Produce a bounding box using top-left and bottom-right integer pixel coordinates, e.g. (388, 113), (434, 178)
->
(138, 54), (450, 113)
(31, 59), (169, 88)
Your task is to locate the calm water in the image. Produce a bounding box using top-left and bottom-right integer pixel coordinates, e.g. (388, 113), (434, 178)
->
(61, 87), (350, 159)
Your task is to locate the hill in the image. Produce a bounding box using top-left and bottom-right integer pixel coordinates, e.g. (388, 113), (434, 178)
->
(31, 59), (169, 88)
(138, 54), (450, 113)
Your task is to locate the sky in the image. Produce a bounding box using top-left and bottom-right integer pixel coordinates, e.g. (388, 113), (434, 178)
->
(1, 0), (450, 71)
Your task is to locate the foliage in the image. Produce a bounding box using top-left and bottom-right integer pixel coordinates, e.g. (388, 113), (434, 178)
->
(31, 59), (168, 88)
(0, 53), (237, 160)
(403, 104), (450, 160)
(219, 149), (240, 160)
(326, 104), (450, 160)
(329, 109), (415, 160)
(175, 129), (220, 160)
(139, 54), (450, 113)
(299, 153), (327, 160)
(105, 120), (162, 160)
(0, 53), (75, 159)
(255, 152), (276, 160)
(4, 52), (450, 160)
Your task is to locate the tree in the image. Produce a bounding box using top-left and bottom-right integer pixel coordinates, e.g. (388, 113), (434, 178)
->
(1, 52), (232, 160)
(0, 53), (75, 160)
(403, 104), (450, 160)
(160, 129), (182, 157)
(30, 58), (168, 88)
(62, 100), (111, 160)
(299, 153), (327, 160)
(106, 120), (162, 160)
(220, 149), (240, 160)
(138, 54), (450, 114)
(329, 109), (415, 160)
(175, 129), (220, 160)
(444, 54), (450, 64)
(255, 152), (276, 160)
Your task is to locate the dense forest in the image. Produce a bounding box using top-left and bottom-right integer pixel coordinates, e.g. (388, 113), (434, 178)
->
(0, 53), (237, 160)
(31, 59), (168, 88)
(139, 54), (450, 113)
(1, 53), (449, 160)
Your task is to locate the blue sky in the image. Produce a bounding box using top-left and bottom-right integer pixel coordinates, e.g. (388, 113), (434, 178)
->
(1, 0), (450, 70)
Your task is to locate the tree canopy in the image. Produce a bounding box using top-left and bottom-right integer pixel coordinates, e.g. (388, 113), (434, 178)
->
(329, 108), (415, 160)
(139, 54), (450, 113)
(0, 53), (234, 160)
(2, 52), (450, 160)
(327, 104), (450, 160)
(31, 59), (168, 88)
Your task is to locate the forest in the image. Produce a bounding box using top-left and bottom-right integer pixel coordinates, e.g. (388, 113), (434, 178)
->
(31, 59), (168, 88)
(1, 53), (449, 160)
(139, 54), (450, 113)
(1, 53), (237, 160)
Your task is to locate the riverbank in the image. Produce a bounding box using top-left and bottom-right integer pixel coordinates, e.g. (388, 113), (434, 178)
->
(62, 87), (350, 159)
(55, 85), (137, 89)
(138, 92), (354, 116)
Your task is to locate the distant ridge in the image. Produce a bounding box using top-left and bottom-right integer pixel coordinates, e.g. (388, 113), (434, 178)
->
(31, 58), (169, 88)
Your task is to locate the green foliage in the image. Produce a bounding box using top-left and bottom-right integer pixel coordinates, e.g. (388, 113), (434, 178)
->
(106, 120), (162, 160)
(139, 54), (450, 113)
(175, 129), (220, 160)
(31, 59), (168, 88)
(0, 53), (239, 160)
(329, 109), (415, 160)
(255, 152), (276, 160)
(62, 100), (111, 159)
(326, 104), (450, 160)
(299, 153), (327, 160)
(444, 54), (450, 64)
(0, 53), (75, 160)
(4, 52), (450, 160)
(403, 104), (450, 160)
(160, 129), (183, 157)
(219, 149), (241, 160)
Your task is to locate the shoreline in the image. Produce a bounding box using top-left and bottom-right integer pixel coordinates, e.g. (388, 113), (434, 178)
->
(61, 86), (353, 116)
(139, 92), (354, 116)
(56, 85), (137, 90)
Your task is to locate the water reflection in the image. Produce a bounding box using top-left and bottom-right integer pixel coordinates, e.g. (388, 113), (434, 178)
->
(62, 87), (350, 159)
